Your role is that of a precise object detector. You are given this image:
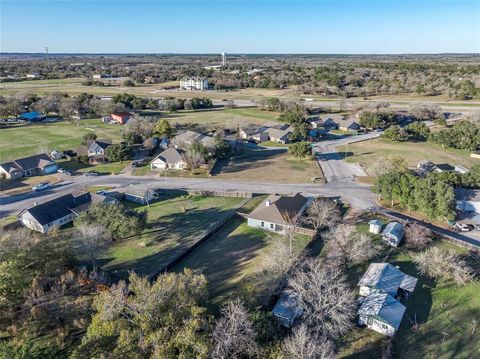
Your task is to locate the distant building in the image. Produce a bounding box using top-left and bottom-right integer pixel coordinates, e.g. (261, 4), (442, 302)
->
(17, 111), (46, 122)
(179, 76), (209, 91)
(93, 74), (111, 79)
(417, 160), (442, 176)
(454, 165), (469, 174)
(50, 150), (63, 161)
(266, 126), (292, 144)
(247, 193), (309, 234)
(110, 113), (132, 125)
(26, 73), (40, 79)
(239, 125), (269, 142)
(77, 139), (112, 164)
(338, 117), (361, 133)
(455, 187), (480, 214)
(381, 221), (404, 247)
(0, 153), (58, 180)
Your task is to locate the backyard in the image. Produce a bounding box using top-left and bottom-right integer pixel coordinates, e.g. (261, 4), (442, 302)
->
(98, 194), (244, 281)
(336, 220), (480, 359)
(0, 119), (123, 162)
(213, 148), (323, 183)
(337, 138), (478, 176)
(172, 218), (310, 309)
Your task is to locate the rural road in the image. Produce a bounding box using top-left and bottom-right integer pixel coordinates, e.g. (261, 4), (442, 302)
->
(0, 174), (376, 217)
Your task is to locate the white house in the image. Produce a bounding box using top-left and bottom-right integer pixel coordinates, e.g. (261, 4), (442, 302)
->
(17, 191), (93, 233)
(357, 292), (406, 337)
(357, 263), (417, 298)
(179, 76), (209, 91)
(150, 148), (187, 170)
(247, 193), (309, 234)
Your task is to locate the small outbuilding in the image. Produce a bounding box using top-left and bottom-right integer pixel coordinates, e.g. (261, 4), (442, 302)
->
(368, 219), (384, 234)
(50, 150), (63, 161)
(272, 293), (303, 328)
(357, 291), (406, 337)
(381, 221), (404, 247)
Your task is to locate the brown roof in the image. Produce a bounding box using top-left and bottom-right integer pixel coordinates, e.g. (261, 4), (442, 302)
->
(248, 193), (308, 225)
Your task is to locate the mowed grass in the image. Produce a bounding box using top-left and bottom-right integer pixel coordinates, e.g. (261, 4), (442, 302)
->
(214, 148), (322, 183)
(338, 239), (480, 359)
(337, 138), (478, 175)
(0, 119), (123, 162)
(99, 195), (244, 281)
(172, 218), (310, 308)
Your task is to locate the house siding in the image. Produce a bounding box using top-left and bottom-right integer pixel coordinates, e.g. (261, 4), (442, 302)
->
(359, 315), (396, 337)
(19, 211), (75, 233)
(247, 218), (284, 233)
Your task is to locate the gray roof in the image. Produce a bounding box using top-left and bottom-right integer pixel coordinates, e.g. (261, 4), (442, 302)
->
(272, 293), (303, 327)
(338, 116), (361, 129)
(18, 191), (91, 226)
(267, 127), (291, 140)
(358, 263), (417, 294)
(369, 219), (384, 227)
(382, 221), (404, 241)
(88, 139), (112, 150)
(241, 125), (268, 136)
(248, 193), (308, 225)
(0, 153), (56, 173)
(152, 147), (184, 165)
(358, 292), (406, 330)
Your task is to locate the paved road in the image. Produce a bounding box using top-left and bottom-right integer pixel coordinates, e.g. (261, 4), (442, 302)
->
(313, 132), (380, 182)
(0, 174), (376, 217)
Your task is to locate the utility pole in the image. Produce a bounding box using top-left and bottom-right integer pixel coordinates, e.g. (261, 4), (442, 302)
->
(45, 46), (49, 63)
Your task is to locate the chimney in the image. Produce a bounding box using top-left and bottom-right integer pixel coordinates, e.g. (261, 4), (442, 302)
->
(265, 200), (270, 207)
(33, 202), (38, 206)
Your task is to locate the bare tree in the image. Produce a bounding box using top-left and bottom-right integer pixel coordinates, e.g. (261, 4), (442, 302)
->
(286, 258), (356, 339)
(325, 224), (380, 268)
(183, 145), (205, 172)
(254, 236), (305, 300)
(413, 247), (474, 285)
(210, 299), (259, 359)
(281, 324), (335, 359)
(75, 223), (108, 274)
(404, 223), (433, 251)
(302, 197), (341, 233)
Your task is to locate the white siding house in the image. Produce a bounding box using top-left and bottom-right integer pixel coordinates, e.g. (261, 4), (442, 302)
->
(179, 77), (209, 90)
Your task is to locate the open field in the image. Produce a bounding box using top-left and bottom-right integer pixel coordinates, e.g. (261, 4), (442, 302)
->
(0, 119), (123, 162)
(99, 194), (243, 281)
(213, 148), (323, 183)
(337, 138), (478, 175)
(172, 218), (310, 308)
(337, 220), (480, 359)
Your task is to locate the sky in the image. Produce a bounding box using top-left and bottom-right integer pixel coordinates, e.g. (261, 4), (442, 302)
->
(1, 0), (479, 54)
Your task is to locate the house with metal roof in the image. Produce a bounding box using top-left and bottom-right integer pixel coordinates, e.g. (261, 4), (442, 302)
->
(381, 221), (404, 247)
(0, 153), (58, 180)
(17, 191), (95, 233)
(358, 263), (417, 298)
(247, 193), (308, 233)
(272, 293), (304, 328)
(357, 291), (406, 337)
(455, 187), (480, 214)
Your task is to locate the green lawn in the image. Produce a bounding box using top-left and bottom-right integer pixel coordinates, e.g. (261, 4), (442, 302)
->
(337, 138), (477, 175)
(0, 119), (123, 162)
(338, 238), (480, 359)
(172, 219), (310, 308)
(99, 195), (244, 281)
(259, 140), (289, 148)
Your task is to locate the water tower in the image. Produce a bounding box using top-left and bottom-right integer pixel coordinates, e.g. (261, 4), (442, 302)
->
(221, 52), (227, 66)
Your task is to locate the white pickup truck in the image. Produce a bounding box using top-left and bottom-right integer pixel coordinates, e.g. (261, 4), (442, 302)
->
(32, 182), (51, 192)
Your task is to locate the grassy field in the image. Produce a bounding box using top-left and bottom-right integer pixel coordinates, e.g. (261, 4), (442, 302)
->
(337, 227), (480, 359)
(213, 148), (323, 183)
(0, 175), (62, 195)
(337, 138), (478, 175)
(172, 218), (310, 308)
(99, 194), (244, 281)
(0, 119), (123, 162)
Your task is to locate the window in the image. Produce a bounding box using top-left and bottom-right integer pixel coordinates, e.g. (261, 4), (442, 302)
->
(367, 317), (373, 325)
(261, 221), (264, 227)
(270, 223), (274, 229)
(381, 324), (388, 329)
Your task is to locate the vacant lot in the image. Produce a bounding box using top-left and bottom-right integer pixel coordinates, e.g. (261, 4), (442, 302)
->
(337, 138), (477, 175)
(0, 175), (61, 195)
(0, 119), (123, 162)
(213, 148), (323, 183)
(173, 218), (310, 308)
(338, 229), (480, 359)
(99, 195), (244, 281)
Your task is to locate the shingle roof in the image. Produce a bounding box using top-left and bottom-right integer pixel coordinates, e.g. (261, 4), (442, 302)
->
(19, 191), (91, 226)
(358, 292), (406, 330)
(358, 263), (417, 294)
(267, 127), (291, 139)
(88, 139), (112, 150)
(0, 153), (55, 172)
(248, 193), (308, 225)
(151, 147), (184, 165)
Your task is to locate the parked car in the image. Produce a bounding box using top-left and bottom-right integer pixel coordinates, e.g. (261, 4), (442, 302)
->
(84, 171), (99, 177)
(32, 182), (51, 192)
(455, 223), (474, 232)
